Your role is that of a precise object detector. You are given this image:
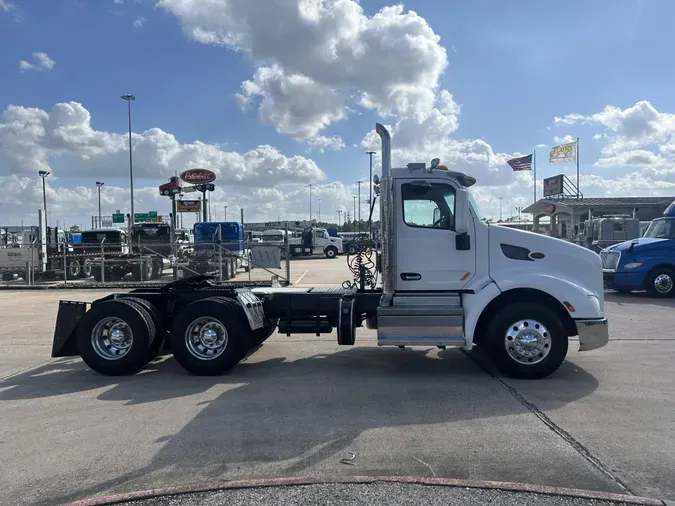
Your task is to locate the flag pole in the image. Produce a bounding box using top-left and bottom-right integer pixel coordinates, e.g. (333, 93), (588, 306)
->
(576, 137), (580, 198)
(533, 150), (537, 203)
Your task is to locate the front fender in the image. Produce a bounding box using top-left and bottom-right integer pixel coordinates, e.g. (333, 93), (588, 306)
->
(495, 272), (603, 319)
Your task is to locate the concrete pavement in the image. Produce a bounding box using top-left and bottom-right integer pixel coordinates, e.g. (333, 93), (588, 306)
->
(0, 258), (673, 505)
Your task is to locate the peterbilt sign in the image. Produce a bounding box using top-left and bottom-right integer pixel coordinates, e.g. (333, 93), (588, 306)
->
(180, 169), (216, 184)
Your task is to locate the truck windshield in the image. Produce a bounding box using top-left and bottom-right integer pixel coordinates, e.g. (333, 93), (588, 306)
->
(643, 218), (675, 239)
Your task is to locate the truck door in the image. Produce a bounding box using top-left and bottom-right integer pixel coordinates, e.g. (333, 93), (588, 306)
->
(395, 180), (475, 291)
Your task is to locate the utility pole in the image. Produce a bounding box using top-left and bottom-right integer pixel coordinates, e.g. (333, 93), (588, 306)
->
(38, 170), (50, 227)
(317, 198), (321, 223)
(366, 151), (375, 239)
(357, 181), (362, 235)
(308, 184), (313, 223)
(499, 197), (503, 221)
(353, 196), (356, 231)
(96, 181), (104, 227)
(224, 205), (227, 221)
(121, 94), (135, 226)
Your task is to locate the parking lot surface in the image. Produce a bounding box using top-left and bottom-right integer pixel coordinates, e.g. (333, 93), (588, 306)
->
(0, 258), (673, 505)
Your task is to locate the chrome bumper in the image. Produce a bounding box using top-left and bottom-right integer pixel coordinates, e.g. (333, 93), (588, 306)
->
(577, 318), (609, 351)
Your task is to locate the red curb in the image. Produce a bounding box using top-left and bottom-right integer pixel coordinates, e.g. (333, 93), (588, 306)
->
(59, 476), (664, 506)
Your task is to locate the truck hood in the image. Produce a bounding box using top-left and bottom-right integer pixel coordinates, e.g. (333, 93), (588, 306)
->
(489, 225), (603, 298)
(605, 237), (667, 252)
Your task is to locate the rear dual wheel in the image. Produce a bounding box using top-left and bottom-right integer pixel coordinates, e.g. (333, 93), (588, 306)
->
(170, 297), (253, 376)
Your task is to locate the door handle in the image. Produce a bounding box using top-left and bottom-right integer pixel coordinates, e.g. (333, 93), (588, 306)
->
(400, 272), (421, 281)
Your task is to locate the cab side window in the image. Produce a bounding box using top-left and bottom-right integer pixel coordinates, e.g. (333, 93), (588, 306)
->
(402, 182), (456, 230)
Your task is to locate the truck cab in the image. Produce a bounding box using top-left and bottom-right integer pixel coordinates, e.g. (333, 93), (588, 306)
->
(289, 227), (343, 258)
(602, 201), (675, 297)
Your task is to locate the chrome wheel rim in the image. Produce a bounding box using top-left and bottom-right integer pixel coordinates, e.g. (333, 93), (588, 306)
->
(654, 274), (673, 294)
(91, 317), (133, 360)
(504, 319), (551, 365)
(83, 260), (92, 277)
(185, 317), (228, 360)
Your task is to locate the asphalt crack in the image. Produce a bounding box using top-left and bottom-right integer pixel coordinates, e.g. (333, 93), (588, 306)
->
(461, 349), (635, 496)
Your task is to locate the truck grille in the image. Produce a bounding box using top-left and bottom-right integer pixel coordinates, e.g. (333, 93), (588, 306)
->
(600, 251), (620, 270)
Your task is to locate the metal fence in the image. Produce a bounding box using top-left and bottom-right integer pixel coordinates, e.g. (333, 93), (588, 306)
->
(0, 238), (292, 288)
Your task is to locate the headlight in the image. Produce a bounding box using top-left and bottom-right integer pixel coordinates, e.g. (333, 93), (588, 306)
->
(588, 295), (602, 313)
(623, 262), (643, 269)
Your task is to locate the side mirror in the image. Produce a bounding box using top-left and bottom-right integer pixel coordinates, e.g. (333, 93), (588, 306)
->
(373, 174), (380, 185)
(433, 207), (441, 224)
(455, 189), (470, 235)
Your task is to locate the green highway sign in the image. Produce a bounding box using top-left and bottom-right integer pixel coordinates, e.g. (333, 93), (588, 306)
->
(134, 212), (160, 223)
(112, 213), (125, 224)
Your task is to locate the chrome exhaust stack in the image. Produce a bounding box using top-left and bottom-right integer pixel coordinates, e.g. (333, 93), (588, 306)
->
(375, 123), (394, 305)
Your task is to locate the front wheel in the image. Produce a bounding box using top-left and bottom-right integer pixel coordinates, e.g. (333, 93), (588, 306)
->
(325, 246), (338, 258)
(645, 268), (675, 298)
(484, 303), (568, 380)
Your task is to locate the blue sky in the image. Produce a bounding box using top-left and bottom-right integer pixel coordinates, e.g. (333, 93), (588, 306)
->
(2, 0), (675, 226)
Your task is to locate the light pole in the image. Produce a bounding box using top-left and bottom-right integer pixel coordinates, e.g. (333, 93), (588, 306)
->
(317, 198), (321, 223)
(96, 181), (104, 227)
(353, 196), (356, 231)
(121, 94), (135, 225)
(499, 197), (503, 221)
(179, 193), (184, 228)
(366, 151), (375, 239)
(224, 205), (228, 221)
(357, 180), (362, 235)
(38, 170), (50, 227)
(308, 184), (313, 223)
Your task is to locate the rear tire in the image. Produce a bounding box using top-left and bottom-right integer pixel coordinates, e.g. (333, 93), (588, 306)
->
(170, 297), (251, 375)
(76, 300), (156, 375)
(67, 260), (81, 279)
(118, 297), (166, 364)
(484, 302), (568, 380)
(645, 268), (675, 298)
(132, 260), (153, 281)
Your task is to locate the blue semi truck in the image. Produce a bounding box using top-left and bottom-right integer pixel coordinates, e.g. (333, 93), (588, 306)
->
(601, 201), (675, 297)
(188, 222), (250, 278)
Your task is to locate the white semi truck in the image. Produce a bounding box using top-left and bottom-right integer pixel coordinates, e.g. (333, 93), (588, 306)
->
(51, 123), (608, 379)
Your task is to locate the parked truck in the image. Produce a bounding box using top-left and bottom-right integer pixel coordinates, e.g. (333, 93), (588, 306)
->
(288, 226), (343, 258)
(601, 201), (675, 297)
(51, 123), (608, 380)
(186, 221), (250, 278)
(70, 224), (170, 281)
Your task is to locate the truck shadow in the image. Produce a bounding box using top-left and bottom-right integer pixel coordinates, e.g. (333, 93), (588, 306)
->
(605, 291), (675, 309)
(21, 346), (599, 506)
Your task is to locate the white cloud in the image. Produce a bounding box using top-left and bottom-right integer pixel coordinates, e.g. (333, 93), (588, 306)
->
(19, 52), (55, 73)
(159, 0), (448, 141)
(114, 0), (123, 4)
(0, 0), (13, 12)
(236, 65), (348, 140)
(534, 143), (548, 148)
(553, 134), (575, 145)
(306, 135), (345, 153)
(0, 102), (326, 187)
(133, 16), (146, 29)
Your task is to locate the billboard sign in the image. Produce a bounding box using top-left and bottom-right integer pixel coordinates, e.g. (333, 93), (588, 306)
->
(180, 169), (216, 184)
(543, 174), (564, 197)
(176, 200), (202, 213)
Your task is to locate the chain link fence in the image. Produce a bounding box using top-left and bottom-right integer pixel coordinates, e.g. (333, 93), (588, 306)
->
(0, 238), (292, 288)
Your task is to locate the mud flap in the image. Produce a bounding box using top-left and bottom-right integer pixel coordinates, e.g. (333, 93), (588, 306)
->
(51, 301), (88, 357)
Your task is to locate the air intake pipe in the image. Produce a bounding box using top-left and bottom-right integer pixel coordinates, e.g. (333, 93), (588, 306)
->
(375, 123), (394, 305)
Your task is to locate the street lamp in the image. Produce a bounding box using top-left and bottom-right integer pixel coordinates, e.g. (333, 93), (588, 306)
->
(317, 198), (321, 223)
(38, 170), (50, 227)
(308, 183), (313, 223)
(356, 180), (362, 235)
(224, 205), (228, 221)
(353, 196), (356, 232)
(499, 197), (503, 221)
(121, 94), (136, 224)
(96, 181), (104, 227)
(366, 151), (376, 239)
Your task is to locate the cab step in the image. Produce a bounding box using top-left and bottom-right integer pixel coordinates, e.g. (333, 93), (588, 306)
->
(377, 292), (465, 347)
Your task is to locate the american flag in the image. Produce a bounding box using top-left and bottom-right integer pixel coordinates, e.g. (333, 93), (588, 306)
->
(507, 154), (533, 171)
